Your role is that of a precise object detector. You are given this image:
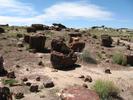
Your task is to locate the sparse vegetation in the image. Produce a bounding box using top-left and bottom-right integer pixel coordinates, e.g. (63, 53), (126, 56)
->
(92, 80), (120, 100)
(112, 52), (127, 66)
(79, 50), (97, 64)
(1, 79), (18, 85)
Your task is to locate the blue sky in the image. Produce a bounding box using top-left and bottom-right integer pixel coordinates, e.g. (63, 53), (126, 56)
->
(0, 0), (132, 28)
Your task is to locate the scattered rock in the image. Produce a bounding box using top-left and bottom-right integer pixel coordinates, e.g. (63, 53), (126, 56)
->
(22, 77), (28, 82)
(82, 83), (88, 88)
(84, 75), (92, 82)
(78, 75), (85, 79)
(7, 71), (16, 78)
(15, 92), (24, 99)
(25, 82), (32, 86)
(105, 68), (111, 74)
(30, 85), (39, 92)
(36, 77), (41, 81)
(38, 61), (44, 66)
(15, 65), (21, 68)
(43, 80), (54, 88)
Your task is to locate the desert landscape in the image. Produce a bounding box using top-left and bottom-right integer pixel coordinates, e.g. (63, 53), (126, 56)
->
(0, 23), (133, 100)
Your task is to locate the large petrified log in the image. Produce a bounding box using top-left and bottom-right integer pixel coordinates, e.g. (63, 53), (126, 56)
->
(31, 24), (44, 31)
(0, 87), (12, 100)
(126, 54), (133, 66)
(51, 37), (77, 69)
(68, 33), (85, 52)
(101, 34), (113, 47)
(0, 27), (5, 33)
(60, 86), (100, 100)
(29, 33), (46, 52)
(0, 55), (8, 76)
(27, 27), (36, 33)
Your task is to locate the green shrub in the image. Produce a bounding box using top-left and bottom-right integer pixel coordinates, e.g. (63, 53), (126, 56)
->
(1, 79), (18, 85)
(92, 80), (120, 100)
(80, 50), (97, 64)
(112, 52), (127, 66)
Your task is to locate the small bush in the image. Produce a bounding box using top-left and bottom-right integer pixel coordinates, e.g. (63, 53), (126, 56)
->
(112, 52), (127, 66)
(79, 50), (97, 64)
(92, 80), (120, 100)
(1, 79), (18, 85)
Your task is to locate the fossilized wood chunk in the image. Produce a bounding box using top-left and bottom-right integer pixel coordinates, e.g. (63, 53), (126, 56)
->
(29, 34), (46, 52)
(27, 27), (36, 33)
(101, 35), (113, 47)
(0, 27), (5, 33)
(51, 37), (77, 69)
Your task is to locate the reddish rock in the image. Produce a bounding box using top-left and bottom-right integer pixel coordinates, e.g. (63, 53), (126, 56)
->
(31, 24), (44, 31)
(27, 27), (36, 33)
(60, 86), (100, 100)
(84, 75), (92, 82)
(51, 37), (77, 69)
(30, 85), (38, 92)
(7, 71), (16, 79)
(29, 33), (46, 52)
(101, 35), (113, 47)
(105, 69), (111, 74)
(0, 27), (5, 33)
(43, 80), (54, 88)
(68, 33), (85, 52)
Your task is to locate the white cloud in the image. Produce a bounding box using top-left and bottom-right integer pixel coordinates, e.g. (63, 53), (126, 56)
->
(0, 1), (113, 25)
(0, 0), (37, 16)
(42, 2), (112, 20)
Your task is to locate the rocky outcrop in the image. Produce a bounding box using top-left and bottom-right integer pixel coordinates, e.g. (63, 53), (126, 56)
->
(60, 86), (100, 100)
(68, 33), (85, 52)
(0, 55), (8, 76)
(51, 37), (77, 69)
(101, 35), (113, 47)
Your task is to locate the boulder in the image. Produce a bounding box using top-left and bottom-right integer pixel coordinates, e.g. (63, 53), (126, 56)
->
(0, 55), (8, 76)
(43, 80), (54, 88)
(101, 35), (113, 47)
(126, 54), (133, 66)
(29, 33), (46, 52)
(60, 86), (100, 100)
(27, 27), (36, 33)
(68, 33), (85, 52)
(0, 87), (12, 100)
(0, 27), (5, 33)
(30, 85), (39, 92)
(51, 37), (77, 69)
(31, 24), (44, 31)
(7, 71), (16, 79)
